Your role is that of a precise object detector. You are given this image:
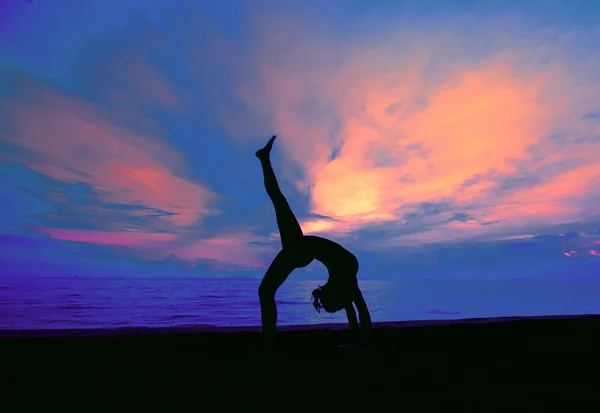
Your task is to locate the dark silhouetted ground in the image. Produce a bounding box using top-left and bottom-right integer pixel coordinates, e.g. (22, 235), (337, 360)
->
(2, 315), (599, 411)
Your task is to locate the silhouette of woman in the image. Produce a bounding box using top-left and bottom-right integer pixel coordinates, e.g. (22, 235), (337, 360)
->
(255, 135), (372, 356)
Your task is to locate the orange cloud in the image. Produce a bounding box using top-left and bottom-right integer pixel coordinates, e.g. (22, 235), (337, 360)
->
(286, 60), (566, 229)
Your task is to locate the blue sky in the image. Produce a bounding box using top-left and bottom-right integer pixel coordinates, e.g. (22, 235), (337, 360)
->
(1, 0), (599, 280)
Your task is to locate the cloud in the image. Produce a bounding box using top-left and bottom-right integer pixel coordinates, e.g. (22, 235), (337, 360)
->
(0, 65), (232, 264)
(37, 227), (177, 248)
(175, 232), (274, 268)
(208, 2), (600, 249)
(0, 4), (285, 270)
(2, 0), (600, 274)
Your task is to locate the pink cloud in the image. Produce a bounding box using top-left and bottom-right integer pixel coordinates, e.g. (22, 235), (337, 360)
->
(560, 234), (600, 259)
(0, 69), (237, 265)
(36, 226), (275, 269)
(38, 228), (177, 248)
(175, 234), (272, 268)
(0, 69), (220, 233)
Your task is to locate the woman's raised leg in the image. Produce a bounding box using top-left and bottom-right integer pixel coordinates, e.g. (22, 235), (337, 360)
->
(256, 136), (304, 249)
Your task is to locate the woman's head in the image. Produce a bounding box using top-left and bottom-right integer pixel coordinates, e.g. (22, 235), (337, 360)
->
(311, 283), (351, 314)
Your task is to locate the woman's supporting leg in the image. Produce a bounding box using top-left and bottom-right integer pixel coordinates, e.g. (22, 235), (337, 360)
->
(258, 248), (298, 354)
(256, 136), (304, 249)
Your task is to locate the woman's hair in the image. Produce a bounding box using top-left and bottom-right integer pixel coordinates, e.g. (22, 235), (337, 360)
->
(311, 284), (326, 313)
(311, 283), (348, 314)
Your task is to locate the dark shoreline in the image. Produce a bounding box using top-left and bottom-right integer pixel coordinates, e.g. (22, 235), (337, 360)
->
(3, 314), (600, 411)
(2, 313), (598, 338)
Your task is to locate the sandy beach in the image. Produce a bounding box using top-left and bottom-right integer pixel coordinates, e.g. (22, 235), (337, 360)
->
(2, 314), (599, 411)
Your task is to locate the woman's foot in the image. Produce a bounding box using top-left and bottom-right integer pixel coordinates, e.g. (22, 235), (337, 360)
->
(255, 135), (276, 160)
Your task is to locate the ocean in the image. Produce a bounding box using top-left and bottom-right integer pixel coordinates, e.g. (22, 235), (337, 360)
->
(1, 276), (599, 330)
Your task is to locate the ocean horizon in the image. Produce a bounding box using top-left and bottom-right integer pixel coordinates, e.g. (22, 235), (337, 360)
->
(2, 276), (600, 330)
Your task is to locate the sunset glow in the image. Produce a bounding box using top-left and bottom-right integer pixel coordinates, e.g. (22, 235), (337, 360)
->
(1, 0), (599, 278)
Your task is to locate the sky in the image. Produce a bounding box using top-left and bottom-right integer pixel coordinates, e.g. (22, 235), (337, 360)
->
(1, 0), (599, 281)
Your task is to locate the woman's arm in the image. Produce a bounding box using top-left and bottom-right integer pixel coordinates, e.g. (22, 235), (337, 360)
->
(353, 288), (372, 350)
(345, 304), (359, 332)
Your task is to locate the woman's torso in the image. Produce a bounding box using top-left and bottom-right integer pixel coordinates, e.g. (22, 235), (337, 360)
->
(301, 235), (358, 279)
